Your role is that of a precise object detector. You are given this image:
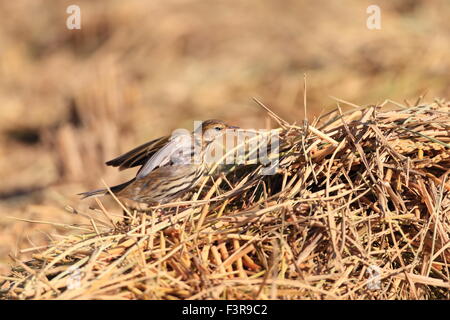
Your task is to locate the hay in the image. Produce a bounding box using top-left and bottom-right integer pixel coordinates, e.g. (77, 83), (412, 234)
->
(1, 99), (449, 300)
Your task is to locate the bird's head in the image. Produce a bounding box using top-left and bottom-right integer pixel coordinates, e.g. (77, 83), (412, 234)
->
(198, 119), (239, 143)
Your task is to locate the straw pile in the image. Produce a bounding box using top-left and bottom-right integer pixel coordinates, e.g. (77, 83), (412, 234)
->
(1, 99), (449, 300)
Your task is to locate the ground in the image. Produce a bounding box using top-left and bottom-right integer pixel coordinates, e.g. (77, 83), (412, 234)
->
(0, 0), (449, 283)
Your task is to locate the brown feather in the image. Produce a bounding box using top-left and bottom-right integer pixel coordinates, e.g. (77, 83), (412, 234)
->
(105, 135), (170, 170)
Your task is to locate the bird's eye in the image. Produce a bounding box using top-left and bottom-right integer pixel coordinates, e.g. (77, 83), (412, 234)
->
(214, 126), (223, 131)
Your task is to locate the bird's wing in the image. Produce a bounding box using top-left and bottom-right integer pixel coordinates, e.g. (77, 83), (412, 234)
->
(136, 132), (193, 179)
(105, 135), (170, 170)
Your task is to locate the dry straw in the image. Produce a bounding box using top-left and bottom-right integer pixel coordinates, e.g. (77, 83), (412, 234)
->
(1, 98), (449, 300)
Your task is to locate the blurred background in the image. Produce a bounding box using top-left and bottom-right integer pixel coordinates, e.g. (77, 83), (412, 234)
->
(0, 0), (449, 273)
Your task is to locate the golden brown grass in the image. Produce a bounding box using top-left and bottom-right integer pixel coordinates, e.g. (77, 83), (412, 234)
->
(2, 1), (450, 275)
(1, 98), (449, 300)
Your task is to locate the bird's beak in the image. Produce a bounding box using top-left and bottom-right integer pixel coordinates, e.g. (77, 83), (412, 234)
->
(227, 125), (239, 129)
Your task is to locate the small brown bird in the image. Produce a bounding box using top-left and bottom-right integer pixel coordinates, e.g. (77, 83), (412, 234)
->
(79, 119), (238, 206)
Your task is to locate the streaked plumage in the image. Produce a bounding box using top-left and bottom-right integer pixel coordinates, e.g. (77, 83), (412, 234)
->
(79, 119), (238, 206)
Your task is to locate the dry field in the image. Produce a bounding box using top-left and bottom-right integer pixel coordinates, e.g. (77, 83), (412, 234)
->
(0, 0), (449, 299)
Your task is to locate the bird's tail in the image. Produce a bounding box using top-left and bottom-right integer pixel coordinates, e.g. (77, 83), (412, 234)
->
(78, 179), (134, 199)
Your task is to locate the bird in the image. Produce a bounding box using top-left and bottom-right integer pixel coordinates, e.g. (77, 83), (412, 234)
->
(79, 119), (238, 207)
